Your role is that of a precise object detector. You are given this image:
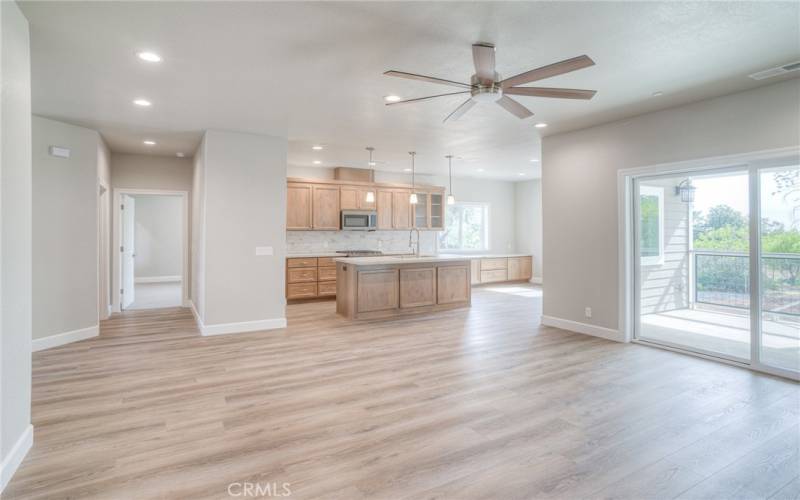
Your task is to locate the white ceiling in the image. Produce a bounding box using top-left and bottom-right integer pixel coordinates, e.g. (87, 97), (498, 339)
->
(19, 1), (800, 181)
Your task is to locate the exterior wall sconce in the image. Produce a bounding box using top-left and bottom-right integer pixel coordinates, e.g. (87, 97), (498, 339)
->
(675, 179), (696, 203)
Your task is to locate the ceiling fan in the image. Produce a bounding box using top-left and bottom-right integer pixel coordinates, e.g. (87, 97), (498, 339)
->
(384, 43), (597, 123)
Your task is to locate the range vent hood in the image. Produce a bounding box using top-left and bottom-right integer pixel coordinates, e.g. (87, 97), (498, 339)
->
(334, 167), (374, 183)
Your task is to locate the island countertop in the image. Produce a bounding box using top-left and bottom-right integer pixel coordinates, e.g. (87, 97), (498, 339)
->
(334, 255), (470, 266)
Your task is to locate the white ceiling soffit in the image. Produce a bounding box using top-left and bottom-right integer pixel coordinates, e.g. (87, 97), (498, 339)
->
(19, 1), (800, 180)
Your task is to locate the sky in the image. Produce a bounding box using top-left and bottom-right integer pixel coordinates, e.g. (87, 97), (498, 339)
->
(690, 167), (799, 229)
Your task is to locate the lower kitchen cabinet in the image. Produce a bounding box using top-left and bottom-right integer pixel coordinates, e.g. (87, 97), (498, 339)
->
(472, 256), (533, 285)
(286, 257), (338, 300)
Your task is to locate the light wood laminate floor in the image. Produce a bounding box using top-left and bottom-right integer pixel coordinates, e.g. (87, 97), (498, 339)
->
(6, 284), (799, 499)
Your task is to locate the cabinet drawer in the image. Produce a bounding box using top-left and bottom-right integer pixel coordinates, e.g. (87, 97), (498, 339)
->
(287, 267), (318, 283)
(318, 281), (337, 296)
(318, 266), (337, 281)
(480, 258), (508, 271)
(287, 257), (317, 268)
(287, 283), (317, 299)
(480, 269), (508, 283)
(318, 257), (336, 267)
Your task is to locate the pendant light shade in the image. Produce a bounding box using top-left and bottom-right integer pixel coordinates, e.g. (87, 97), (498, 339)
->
(446, 155), (455, 205)
(409, 151), (418, 204)
(365, 191), (375, 203)
(365, 147), (376, 203)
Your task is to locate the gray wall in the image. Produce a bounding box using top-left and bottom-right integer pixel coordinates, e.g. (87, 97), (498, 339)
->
(542, 78), (800, 332)
(515, 179), (543, 281)
(197, 130), (287, 327)
(1, 0), (33, 487)
(191, 136), (206, 320)
(97, 139), (111, 319)
(133, 195), (182, 279)
(32, 116), (100, 340)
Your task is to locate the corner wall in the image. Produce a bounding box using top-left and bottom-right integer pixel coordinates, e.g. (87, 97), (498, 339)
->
(515, 179), (543, 281)
(192, 130), (287, 334)
(542, 78), (800, 337)
(1, 0), (33, 491)
(31, 116), (101, 348)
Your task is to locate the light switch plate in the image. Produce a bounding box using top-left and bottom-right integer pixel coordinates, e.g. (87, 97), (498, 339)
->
(255, 246), (273, 256)
(49, 146), (71, 159)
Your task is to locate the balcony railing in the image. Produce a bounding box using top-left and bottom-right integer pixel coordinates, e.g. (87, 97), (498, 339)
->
(694, 250), (800, 316)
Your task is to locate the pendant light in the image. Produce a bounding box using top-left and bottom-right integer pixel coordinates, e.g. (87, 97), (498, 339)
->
(365, 147), (376, 203)
(446, 155), (455, 205)
(408, 151), (418, 205)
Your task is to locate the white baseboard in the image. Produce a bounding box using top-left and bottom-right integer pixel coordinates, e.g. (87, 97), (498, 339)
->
(201, 317), (287, 336)
(135, 275), (182, 284)
(1, 424), (33, 493)
(530, 277), (542, 285)
(541, 315), (623, 342)
(32, 325), (99, 352)
(188, 300), (286, 336)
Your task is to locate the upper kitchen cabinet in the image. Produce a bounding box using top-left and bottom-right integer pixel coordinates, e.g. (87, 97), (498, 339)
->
(312, 184), (340, 230)
(341, 186), (376, 211)
(413, 192), (429, 229)
(430, 193), (443, 230)
(287, 183), (313, 230)
(376, 189), (394, 229)
(392, 190), (412, 229)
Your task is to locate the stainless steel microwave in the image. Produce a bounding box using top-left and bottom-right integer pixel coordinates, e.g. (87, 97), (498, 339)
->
(341, 210), (377, 230)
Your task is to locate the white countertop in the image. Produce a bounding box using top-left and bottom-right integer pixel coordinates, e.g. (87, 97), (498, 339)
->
(287, 252), (532, 259)
(334, 255), (471, 266)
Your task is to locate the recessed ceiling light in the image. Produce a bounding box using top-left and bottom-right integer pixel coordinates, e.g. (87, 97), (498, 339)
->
(313, 160), (321, 165)
(384, 95), (402, 102)
(133, 98), (152, 107)
(143, 140), (156, 146)
(534, 123), (548, 128)
(530, 159), (539, 162)
(176, 152), (185, 158)
(477, 168), (485, 172)
(137, 51), (161, 63)
(311, 145), (324, 150)
(652, 91), (664, 97)
(403, 168), (412, 172)
(518, 173), (526, 176)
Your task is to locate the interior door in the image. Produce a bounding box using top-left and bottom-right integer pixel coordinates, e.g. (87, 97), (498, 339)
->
(121, 194), (136, 309)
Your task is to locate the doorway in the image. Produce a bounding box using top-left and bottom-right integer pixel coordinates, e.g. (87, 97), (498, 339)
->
(623, 150), (799, 380)
(113, 189), (189, 312)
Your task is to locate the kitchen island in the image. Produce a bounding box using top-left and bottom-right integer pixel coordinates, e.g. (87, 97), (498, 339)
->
(335, 255), (471, 320)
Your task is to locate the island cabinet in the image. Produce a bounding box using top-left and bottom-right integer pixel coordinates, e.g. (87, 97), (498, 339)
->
(336, 258), (471, 320)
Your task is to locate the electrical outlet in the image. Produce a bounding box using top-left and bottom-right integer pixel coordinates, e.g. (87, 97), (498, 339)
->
(584, 307), (592, 319)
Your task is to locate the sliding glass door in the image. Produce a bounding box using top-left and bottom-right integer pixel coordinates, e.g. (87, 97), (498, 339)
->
(633, 159), (799, 378)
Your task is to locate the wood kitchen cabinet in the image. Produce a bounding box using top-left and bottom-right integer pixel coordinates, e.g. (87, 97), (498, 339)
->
(340, 186), (376, 210)
(312, 185), (340, 230)
(413, 192), (429, 229)
(376, 189), (394, 229)
(430, 193), (444, 229)
(471, 256), (533, 285)
(286, 256), (339, 300)
(392, 190), (412, 229)
(286, 183), (313, 230)
(508, 256), (533, 281)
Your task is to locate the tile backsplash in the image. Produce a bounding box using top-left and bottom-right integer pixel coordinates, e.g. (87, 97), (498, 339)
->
(287, 230), (439, 255)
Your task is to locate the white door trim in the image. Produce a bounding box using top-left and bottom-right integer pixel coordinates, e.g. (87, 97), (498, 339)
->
(617, 146), (800, 380)
(112, 188), (190, 312)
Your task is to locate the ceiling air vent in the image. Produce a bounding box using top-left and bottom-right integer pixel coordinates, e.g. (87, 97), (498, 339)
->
(748, 61), (800, 81)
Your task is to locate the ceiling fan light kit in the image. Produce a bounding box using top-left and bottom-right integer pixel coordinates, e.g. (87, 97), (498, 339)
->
(384, 43), (597, 123)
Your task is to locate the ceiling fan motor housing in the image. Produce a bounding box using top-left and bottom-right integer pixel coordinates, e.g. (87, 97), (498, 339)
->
(470, 73), (503, 102)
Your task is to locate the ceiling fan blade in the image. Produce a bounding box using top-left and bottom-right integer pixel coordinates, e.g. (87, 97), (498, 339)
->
(500, 55), (595, 89)
(443, 98), (476, 123)
(384, 70), (473, 89)
(504, 87), (597, 100)
(385, 91), (471, 106)
(472, 43), (496, 84)
(496, 95), (533, 119)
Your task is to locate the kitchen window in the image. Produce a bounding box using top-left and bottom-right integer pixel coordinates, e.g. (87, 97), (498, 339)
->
(439, 202), (489, 252)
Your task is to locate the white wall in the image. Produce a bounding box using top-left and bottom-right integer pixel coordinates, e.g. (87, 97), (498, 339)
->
(193, 130), (287, 331)
(287, 166), (520, 255)
(97, 139), (111, 319)
(133, 195), (182, 279)
(515, 179), (543, 281)
(1, 0), (33, 490)
(542, 78), (800, 335)
(32, 116), (100, 341)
